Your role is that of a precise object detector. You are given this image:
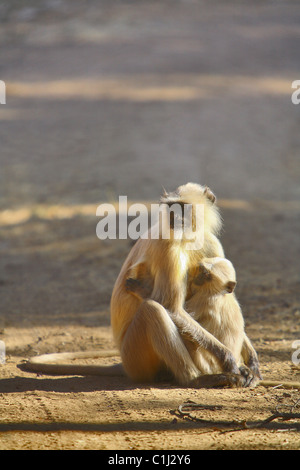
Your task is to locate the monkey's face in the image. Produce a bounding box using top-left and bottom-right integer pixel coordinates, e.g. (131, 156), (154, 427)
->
(159, 183), (216, 239)
(193, 264), (213, 286)
(161, 183), (216, 206)
(165, 201), (194, 231)
(194, 258), (237, 295)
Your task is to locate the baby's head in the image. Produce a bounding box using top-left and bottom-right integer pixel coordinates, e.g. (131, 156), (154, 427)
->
(193, 257), (237, 295)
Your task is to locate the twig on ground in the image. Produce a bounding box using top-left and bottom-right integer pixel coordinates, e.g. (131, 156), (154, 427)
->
(172, 399), (300, 432)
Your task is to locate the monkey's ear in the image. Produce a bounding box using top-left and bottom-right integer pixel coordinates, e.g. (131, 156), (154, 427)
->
(225, 281), (236, 293)
(161, 186), (169, 198)
(204, 186), (216, 204)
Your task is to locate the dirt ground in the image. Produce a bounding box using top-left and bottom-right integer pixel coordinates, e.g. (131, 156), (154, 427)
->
(0, 0), (300, 451)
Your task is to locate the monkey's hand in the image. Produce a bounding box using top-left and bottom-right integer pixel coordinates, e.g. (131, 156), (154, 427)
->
(125, 278), (143, 296)
(125, 277), (140, 292)
(241, 336), (263, 381)
(125, 278), (152, 299)
(239, 365), (260, 388)
(247, 359), (263, 381)
(221, 351), (241, 376)
(171, 309), (241, 376)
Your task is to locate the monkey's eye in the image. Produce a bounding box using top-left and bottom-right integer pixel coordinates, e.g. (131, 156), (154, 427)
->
(225, 281), (236, 293)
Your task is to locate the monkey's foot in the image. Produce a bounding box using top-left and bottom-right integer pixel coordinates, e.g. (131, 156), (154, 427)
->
(190, 373), (246, 389)
(239, 365), (260, 388)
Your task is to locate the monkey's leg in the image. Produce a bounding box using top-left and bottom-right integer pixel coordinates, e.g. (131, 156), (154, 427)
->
(190, 373), (246, 389)
(121, 299), (200, 385)
(182, 336), (250, 388)
(169, 309), (241, 376)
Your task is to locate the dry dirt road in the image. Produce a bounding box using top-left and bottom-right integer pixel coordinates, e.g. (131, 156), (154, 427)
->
(0, 0), (300, 450)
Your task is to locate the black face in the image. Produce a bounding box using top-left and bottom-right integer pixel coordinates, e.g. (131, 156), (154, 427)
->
(167, 201), (184, 230)
(193, 267), (212, 286)
(163, 201), (195, 231)
(225, 281), (237, 293)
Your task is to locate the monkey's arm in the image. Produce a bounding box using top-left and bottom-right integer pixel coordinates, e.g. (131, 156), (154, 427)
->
(241, 334), (262, 379)
(125, 263), (240, 375)
(169, 308), (241, 375)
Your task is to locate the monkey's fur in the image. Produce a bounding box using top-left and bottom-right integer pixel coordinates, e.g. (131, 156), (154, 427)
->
(186, 257), (253, 375)
(110, 182), (251, 387)
(126, 256), (261, 386)
(19, 183), (300, 390)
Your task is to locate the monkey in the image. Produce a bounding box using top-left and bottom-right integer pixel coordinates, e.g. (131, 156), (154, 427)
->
(184, 257), (256, 373)
(109, 182), (254, 387)
(20, 183), (236, 385)
(18, 183), (300, 390)
(174, 256), (261, 383)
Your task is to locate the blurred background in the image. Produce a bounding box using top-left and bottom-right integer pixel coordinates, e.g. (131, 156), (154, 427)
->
(1, 0), (300, 206)
(1, 1), (300, 449)
(0, 0), (299, 341)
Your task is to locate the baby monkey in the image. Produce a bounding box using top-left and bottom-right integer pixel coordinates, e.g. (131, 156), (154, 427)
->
(125, 257), (261, 387)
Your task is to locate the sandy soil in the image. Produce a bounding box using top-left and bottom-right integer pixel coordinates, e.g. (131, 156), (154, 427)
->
(0, 0), (300, 450)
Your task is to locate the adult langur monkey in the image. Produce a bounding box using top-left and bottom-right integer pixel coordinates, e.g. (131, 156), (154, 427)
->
(19, 183), (300, 390)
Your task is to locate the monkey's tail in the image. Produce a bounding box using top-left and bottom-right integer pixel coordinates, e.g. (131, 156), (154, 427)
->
(17, 350), (125, 377)
(259, 380), (300, 390)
